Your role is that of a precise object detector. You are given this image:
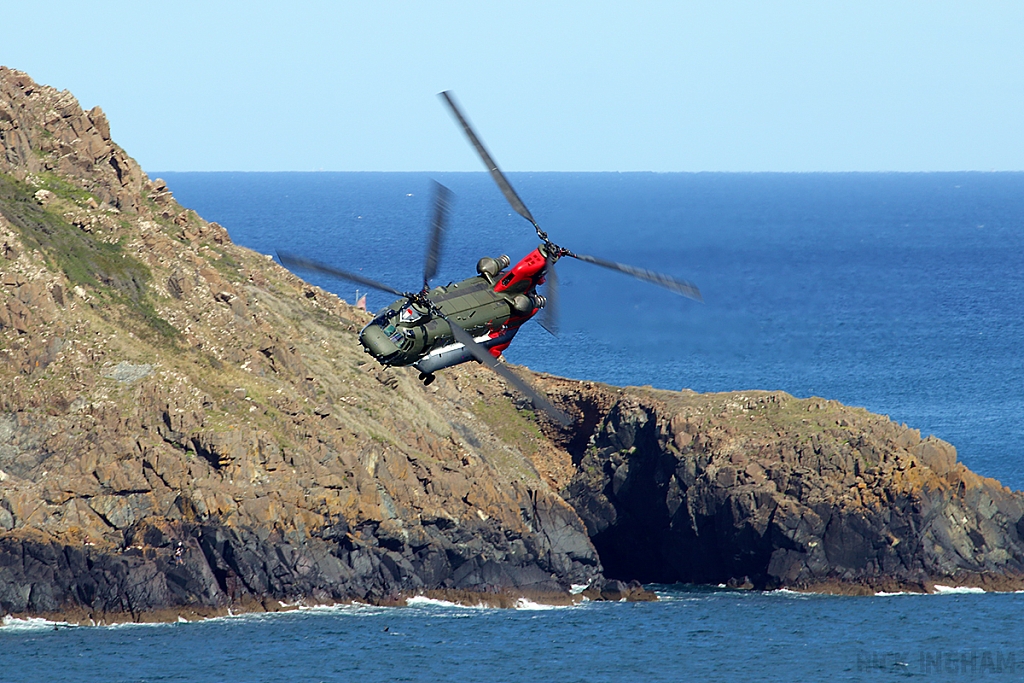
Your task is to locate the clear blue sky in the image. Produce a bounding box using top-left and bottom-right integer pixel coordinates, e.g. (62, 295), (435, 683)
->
(5, 1), (1022, 172)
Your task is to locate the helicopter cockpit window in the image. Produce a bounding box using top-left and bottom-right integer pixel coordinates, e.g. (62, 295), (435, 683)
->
(372, 309), (396, 326)
(399, 306), (423, 323)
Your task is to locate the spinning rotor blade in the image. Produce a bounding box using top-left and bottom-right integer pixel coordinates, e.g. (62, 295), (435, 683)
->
(438, 91), (702, 304)
(570, 252), (703, 302)
(278, 252), (406, 298)
(423, 181), (453, 290)
(436, 309), (571, 426)
(540, 254), (559, 337)
(439, 91), (546, 240)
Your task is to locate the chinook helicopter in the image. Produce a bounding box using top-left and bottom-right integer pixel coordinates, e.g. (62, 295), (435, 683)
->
(279, 92), (702, 425)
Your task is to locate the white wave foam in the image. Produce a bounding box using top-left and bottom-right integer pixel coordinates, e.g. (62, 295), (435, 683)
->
(5, 602), (389, 631)
(404, 595), (575, 611)
(3, 613), (186, 630)
(932, 585), (986, 594)
(771, 588), (931, 598)
(101, 620), (172, 629)
(405, 596), (489, 609)
(767, 586), (987, 597)
(202, 602), (390, 623)
(1, 615), (71, 631)
(4, 595), (574, 631)
(513, 598), (572, 610)
(296, 602), (389, 616)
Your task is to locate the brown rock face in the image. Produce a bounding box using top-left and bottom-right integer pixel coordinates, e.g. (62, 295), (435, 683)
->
(0, 68), (145, 212)
(553, 384), (1024, 592)
(2, 67), (1023, 620)
(0, 68), (603, 619)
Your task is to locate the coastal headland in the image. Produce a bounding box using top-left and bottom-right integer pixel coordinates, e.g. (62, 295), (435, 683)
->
(3, 68), (1024, 624)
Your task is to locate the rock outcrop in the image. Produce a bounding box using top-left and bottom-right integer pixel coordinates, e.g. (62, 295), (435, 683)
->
(0, 68), (144, 212)
(2, 67), (1024, 622)
(550, 383), (1024, 593)
(0, 67), (609, 621)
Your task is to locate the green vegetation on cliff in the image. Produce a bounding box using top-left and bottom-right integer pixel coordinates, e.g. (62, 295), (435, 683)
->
(0, 172), (177, 342)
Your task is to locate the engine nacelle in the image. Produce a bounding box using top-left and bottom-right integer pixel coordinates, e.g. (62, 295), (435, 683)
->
(477, 254), (511, 278)
(510, 293), (546, 313)
(511, 294), (533, 313)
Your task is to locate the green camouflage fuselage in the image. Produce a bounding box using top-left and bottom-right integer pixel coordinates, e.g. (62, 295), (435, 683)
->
(358, 249), (548, 373)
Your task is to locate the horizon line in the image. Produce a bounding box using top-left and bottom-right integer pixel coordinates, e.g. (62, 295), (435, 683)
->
(149, 169), (1024, 175)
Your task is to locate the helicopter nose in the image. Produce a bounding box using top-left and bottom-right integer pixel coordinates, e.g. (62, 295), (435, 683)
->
(359, 324), (401, 362)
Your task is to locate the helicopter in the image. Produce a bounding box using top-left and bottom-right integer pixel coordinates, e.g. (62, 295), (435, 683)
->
(279, 91), (702, 426)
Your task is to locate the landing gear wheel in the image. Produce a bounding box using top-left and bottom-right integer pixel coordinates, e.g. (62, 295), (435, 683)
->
(419, 372), (435, 386)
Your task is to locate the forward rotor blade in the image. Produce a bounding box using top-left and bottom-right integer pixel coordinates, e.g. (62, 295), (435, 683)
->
(423, 181), (453, 290)
(438, 312), (571, 426)
(570, 253), (703, 302)
(540, 254), (559, 337)
(277, 252), (406, 298)
(438, 91), (543, 237)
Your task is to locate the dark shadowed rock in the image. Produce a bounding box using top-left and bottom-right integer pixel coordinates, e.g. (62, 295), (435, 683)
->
(552, 383), (1024, 592)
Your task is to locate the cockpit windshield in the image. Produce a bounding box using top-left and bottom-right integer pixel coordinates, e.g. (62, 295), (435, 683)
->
(371, 309), (397, 328)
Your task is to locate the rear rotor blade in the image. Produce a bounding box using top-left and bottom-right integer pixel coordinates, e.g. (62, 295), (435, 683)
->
(540, 254), (559, 337)
(278, 252), (406, 298)
(438, 91), (546, 240)
(570, 252), (703, 302)
(437, 310), (571, 426)
(423, 181), (453, 290)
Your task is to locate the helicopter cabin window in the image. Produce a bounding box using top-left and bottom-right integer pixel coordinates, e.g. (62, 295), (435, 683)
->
(389, 328), (414, 350)
(500, 273), (515, 286)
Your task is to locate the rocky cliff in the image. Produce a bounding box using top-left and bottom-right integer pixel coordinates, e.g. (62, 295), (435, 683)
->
(545, 382), (1024, 593)
(2, 67), (1023, 623)
(0, 67), (615, 622)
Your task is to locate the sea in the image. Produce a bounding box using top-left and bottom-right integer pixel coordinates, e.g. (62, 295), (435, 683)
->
(4, 172), (1023, 681)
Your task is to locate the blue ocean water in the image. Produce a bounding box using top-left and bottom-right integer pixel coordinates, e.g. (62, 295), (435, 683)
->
(161, 171), (1024, 489)
(4, 588), (1024, 682)
(7, 172), (1020, 681)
